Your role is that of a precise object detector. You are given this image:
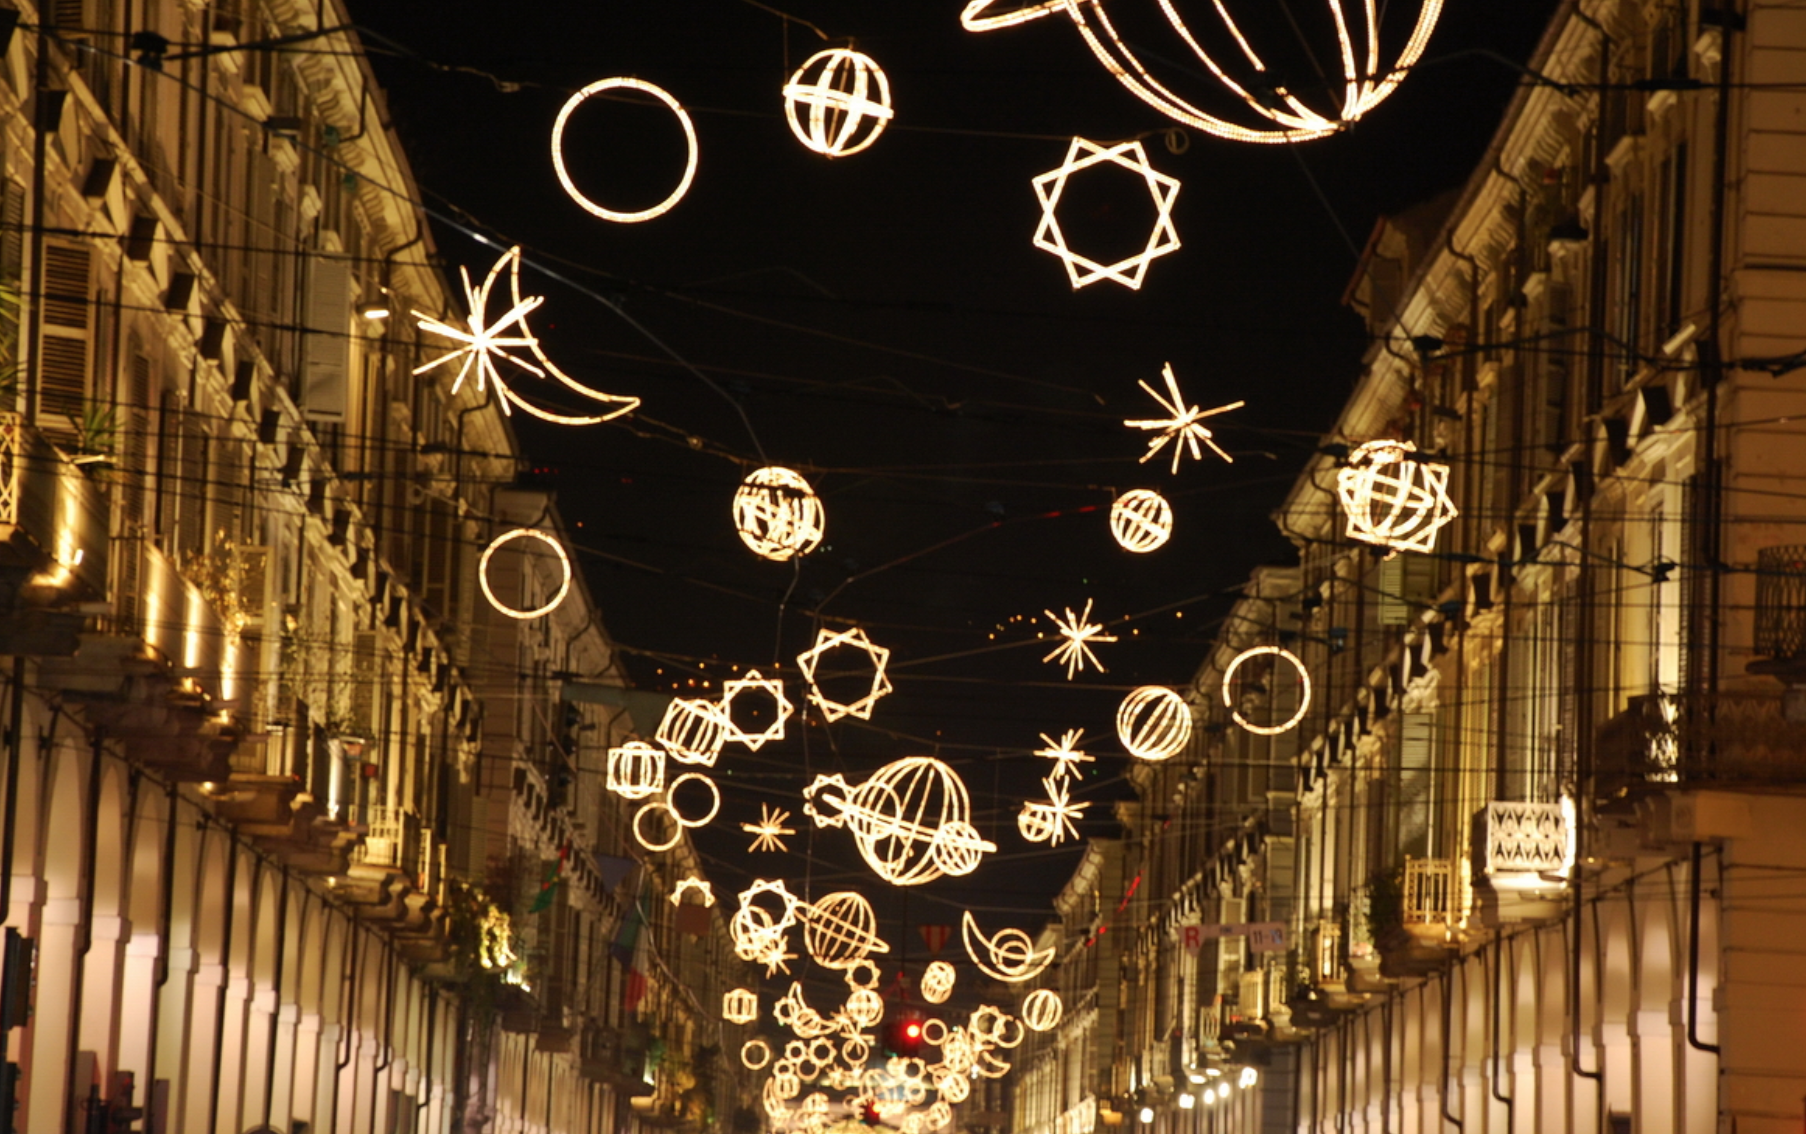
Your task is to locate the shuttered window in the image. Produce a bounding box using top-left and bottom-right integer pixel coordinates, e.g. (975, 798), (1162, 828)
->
(39, 242), (90, 419)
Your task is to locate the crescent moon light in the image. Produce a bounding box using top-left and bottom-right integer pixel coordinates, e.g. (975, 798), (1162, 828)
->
(961, 911), (1054, 983)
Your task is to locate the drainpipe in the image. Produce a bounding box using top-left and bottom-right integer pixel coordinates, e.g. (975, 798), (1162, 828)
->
(332, 920), (364, 1131)
(63, 726), (105, 1126)
(0, 657), (26, 921)
(1686, 843), (1721, 1055)
(1489, 937), (1513, 1134)
(206, 835), (239, 1134)
(1439, 965), (1462, 1133)
(1571, 870), (1604, 1082)
(414, 992), (437, 1132)
(140, 781), (178, 1134)
(370, 943), (396, 1134)
(262, 869), (291, 1124)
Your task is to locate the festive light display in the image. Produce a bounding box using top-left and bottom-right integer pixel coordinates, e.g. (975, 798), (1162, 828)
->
(1222, 645), (1312, 736)
(1115, 685), (1191, 761)
(743, 1039), (774, 1070)
(720, 669), (795, 750)
(413, 246), (641, 425)
(844, 958), (882, 991)
(959, 1), (1444, 145)
(961, 911), (1055, 982)
(606, 740), (666, 800)
(1110, 488), (1173, 553)
(1034, 728), (1093, 782)
(803, 891), (892, 970)
(1032, 137), (1180, 290)
(656, 697), (728, 765)
(669, 875), (716, 906)
(921, 960), (957, 1004)
(552, 77), (699, 222)
(1125, 364), (1241, 473)
(1022, 989), (1063, 1032)
(783, 48), (895, 157)
(733, 879), (803, 976)
(1042, 598), (1117, 679)
(1017, 776), (1087, 846)
(632, 772), (721, 851)
(804, 757), (997, 886)
(477, 528), (573, 620)
(796, 625), (894, 721)
(734, 467), (826, 562)
(742, 803), (797, 854)
(1335, 439), (1458, 553)
(969, 1004), (1024, 1049)
(724, 988), (760, 1024)
(478, 905), (517, 972)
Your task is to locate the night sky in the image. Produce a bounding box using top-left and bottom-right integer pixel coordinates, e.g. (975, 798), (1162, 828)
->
(353, 0), (1561, 987)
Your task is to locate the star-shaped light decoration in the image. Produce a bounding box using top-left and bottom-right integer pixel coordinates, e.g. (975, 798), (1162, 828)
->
(412, 245), (641, 425)
(1042, 599), (1118, 680)
(1335, 439), (1459, 554)
(1018, 776), (1089, 847)
(669, 875), (716, 907)
(1032, 137), (1181, 290)
(795, 626), (893, 722)
(1033, 728), (1094, 782)
(1125, 364), (1243, 474)
(719, 669), (795, 750)
(742, 804), (797, 854)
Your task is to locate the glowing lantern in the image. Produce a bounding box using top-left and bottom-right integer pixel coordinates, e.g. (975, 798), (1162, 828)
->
(1116, 685), (1191, 761)
(1033, 137), (1180, 290)
(655, 697), (728, 765)
(724, 988), (760, 1024)
(1022, 989), (1063, 1032)
(1222, 645), (1312, 736)
(921, 960), (956, 1004)
(606, 741), (665, 799)
(804, 757), (998, 886)
(784, 48), (894, 157)
(803, 891), (891, 970)
(734, 466), (825, 561)
(1111, 488), (1173, 552)
(552, 77), (698, 223)
(1335, 439), (1458, 553)
(477, 529), (573, 620)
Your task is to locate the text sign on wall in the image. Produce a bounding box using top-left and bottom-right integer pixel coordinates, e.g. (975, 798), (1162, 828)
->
(1179, 921), (1288, 955)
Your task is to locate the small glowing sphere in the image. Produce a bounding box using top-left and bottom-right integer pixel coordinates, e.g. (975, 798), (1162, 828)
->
(733, 466), (826, 561)
(656, 697), (728, 765)
(921, 961), (956, 1004)
(1116, 685), (1192, 761)
(1021, 989), (1063, 1032)
(478, 529), (572, 620)
(1110, 489), (1174, 553)
(551, 77), (698, 224)
(723, 988), (759, 1024)
(1138, 1107), (1155, 1124)
(605, 741), (665, 800)
(1335, 439), (1458, 553)
(803, 891), (889, 970)
(783, 48), (894, 157)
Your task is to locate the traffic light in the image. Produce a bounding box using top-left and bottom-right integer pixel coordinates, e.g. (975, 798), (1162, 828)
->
(883, 1011), (924, 1058)
(860, 1100), (881, 1127)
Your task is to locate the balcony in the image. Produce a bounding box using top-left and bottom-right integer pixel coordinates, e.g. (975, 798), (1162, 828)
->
(1597, 690), (1806, 791)
(343, 803), (450, 961)
(0, 413), (109, 604)
(1377, 856), (1465, 977)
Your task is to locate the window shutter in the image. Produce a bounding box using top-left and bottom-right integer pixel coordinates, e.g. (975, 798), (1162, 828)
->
(301, 255), (349, 420)
(39, 242), (91, 421)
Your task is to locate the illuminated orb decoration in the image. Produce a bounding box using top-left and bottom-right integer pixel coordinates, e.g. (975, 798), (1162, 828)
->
(606, 741), (665, 800)
(1022, 989), (1064, 1032)
(477, 529), (573, 620)
(669, 875), (716, 907)
(743, 1039), (773, 1070)
(844, 988), (886, 1029)
(783, 48), (894, 157)
(734, 467), (826, 562)
(1042, 599), (1118, 679)
(1115, 685), (1192, 762)
(1125, 364), (1242, 473)
(803, 891), (891, 970)
(774, 983), (837, 1039)
(633, 772), (722, 851)
(734, 879), (803, 976)
(1335, 439), (1458, 554)
(742, 803), (797, 854)
(1110, 488), (1173, 553)
(720, 669), (795, 750)
(1034, 728), (1093, 782)
(724, 988), (759, 1024)
(937, 1071), (971, 1103)
(796, 625), (893, 722)
(655, 698), (728, 766)
(804, 757), (998, 886)
(552, 77), (698, 223)
(1017, 776), (1088, 846)
(970, 1005), (1025, 1049)
(961, 911), (1055, 983)
(1032, 137), (1179, 290)
(921, 961), (957, 1004)
(1222, 645), (1313, 736)
(958, 0), (1445, 145)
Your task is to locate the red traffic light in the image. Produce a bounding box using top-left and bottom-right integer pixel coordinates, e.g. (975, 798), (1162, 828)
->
(904, 1022), (921, 1039)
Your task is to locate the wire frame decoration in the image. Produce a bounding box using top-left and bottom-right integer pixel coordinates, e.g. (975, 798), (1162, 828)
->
(414, 246), (641, 425)
(958, 1), (1444, 145)
(720, 669), (795, 750)
(1032, 137), (1180, 290)
(743, 1039), (774, 1071)
(802, 891), (892, 970)
(606, 740), (666, 800)
(724, 988), (760, 1024)
(656, 697), (729, 765)
(804, 757), (997, 886)
(796, 625), (894, 722)
(552, 77), (699, 223)
(633, 771), (722, 852)
(1335, 439), (1459, 554)
(1042, 599), (1117, 679)
(1125, 364), (1242, 474)
(477, 528), (573, 620)
(1033, 728), (1093, 782)
(670, 876), (716, 906)
(783, 48), (895, 157)
(734, 467), (826, 562)
(1110, 488), (1173, 553)
(961, 911), (1055, 983)
(733, 879), (803, 976)
(1116, 685), (1191, 761)
(921, 960), (957, 1004)
(1222, 645), (1312, 736)
(742, 803), (797, 854)
(1021, 989), (1063, 1032)
(1017, 776), (1088, 846)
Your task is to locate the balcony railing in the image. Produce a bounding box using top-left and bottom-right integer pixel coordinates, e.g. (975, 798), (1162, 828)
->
(354, 804), (423, 878)
(1598, 690), (1806, 787)
(0, 412), (108, 598)
(1402, 857), (1458, 929)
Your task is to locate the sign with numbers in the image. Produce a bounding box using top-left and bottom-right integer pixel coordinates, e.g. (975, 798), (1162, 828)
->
(1179, 921), (1288, 955)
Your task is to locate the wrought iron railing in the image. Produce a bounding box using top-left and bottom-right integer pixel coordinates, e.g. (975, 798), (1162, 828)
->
(1402, 857), (1457, 928)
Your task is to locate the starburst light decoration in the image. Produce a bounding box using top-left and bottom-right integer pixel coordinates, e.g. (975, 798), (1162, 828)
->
(1017, 776), (1088, 846)
(1042, 599), (1118, 679)
(632, 771), (721, 852)
(796, 625), (894, 721)
(655, 697), (728, 765)
(477, 529), (573, 620)
(921, 960), (957, 1004)
(1335, 439), (1459, 553)
(1110, 488), (1173, 553)
(1032, 137), (1180, 290)
(1116, 686), (1191, 761)
(1222, 645), (1313, 736)
(413, 246), (641, 425)
(804, 757), (997, 886)
(958, 1), (1444, 145)
(961, 912), (1055, 983)
(1125, 364), (1242, 473)
(733, 879), (803, 976)
(783, 48), (895, 157)
(1034, 728), (1093, 782)
(742, 803), (797, 853)
(606, 741), (665, 800)
(552, 77), (698, 223)
(670, 875), (716, 906)
(734, 467), (826, 562)
(724, 988), (760, 1024)
(720, 669), (795, 750)
(803, 891), (891, 970)
(1021, 989), (1063, 1032)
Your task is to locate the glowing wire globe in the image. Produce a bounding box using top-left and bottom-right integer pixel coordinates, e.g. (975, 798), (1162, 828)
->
(783, 48), (895, 157)
(1335, 439), (1458, 553)
(733, 466), (826, 561)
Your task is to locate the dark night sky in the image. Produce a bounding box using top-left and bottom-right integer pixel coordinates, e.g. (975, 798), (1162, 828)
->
(353, 0), (1561, 980)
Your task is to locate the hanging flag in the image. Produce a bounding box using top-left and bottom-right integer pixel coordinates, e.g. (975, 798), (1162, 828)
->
(594, 853), (638, 893)
(529, 845), (570, 914)
(919, 924), (952, 955)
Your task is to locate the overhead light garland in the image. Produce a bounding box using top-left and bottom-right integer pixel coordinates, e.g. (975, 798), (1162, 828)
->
(1125, 364), (1242, 473)
(1110, 488), (1173, 552)
(1335, 438), (1458, 553)
(552, 77), (699, 222)
(804, 757), (997, 886)
(1042, 599), (1117, 679)
(783, 48), (895, 157)
(1032, 137), (1180, 290)
(477, 528), (574, 620)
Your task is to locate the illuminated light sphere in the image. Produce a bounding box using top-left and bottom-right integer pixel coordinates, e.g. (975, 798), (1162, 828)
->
(1139, 1107), (1155, 1125)
(959, 1), (1444, 145)
(606, 740), (665, 800)
(552, 77), (698, 223)
(655, 697), (728, 765)
(1022, 989), (1063, 1032)
(743, 1039), (773, 1070)
(937, 1072), (971, 1103)
(723, 987), (759, 1024)
(1335, 439), (1459, 554)
(783, 48), (895, 158)
(1222, 645), (1313, 736)
(478, 529), (573, 620)
(921, 960), (957, 1004)
(1110, 488), (1174, 552)
(734, 466), (825, 562)
(804, 757), (998, 886)
(720, 669), (795, 750)
(803, 890), (892, 970)
(844, 988), (885, 1029)
(1032, 137), (1180, 290)
(1116, 685), (1192, 761)
(1017, 776), (1087, 846)
(796, 625), (893, 721)
(961, 911), (1054, 983)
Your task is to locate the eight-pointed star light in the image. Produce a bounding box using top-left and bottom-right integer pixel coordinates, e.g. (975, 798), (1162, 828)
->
(1032, 137), (1181, 290)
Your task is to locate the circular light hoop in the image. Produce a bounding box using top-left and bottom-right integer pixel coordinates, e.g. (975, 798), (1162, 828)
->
(1221, 645), (1313, 736)
(665, 771), (722, 828)
(734, 466), (826, 562)
(1022, 989), (1064, 1032)
(1110, 489), (1174, 553)
(921, 1017), (949, 1045)
(552, 77), (699, 224)
(632, 801), (685, 852)
(742, 1039), (773, 1070)
(478, 529), (573, 620)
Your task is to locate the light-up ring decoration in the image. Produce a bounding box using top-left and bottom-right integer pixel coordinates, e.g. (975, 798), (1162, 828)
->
(632, 772), (721, 852)
(804, 757), (998, 886)
(1116, 685), (1191, 761)
(734, 466), (826, 561)
(742, 1039), (773, 1070)
(1335, 439), (1459, 554)
(478, 529), (572, 620)
(962, 911), (1054, 983)
(783, 48), (894, 157)
(1222, 645), (1312, 736)
(1022, 989), (1063, 1032)
(921, 960), (956, 1004)
(1110, 489), (1173, 553)
(552, 77), (699, 223)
